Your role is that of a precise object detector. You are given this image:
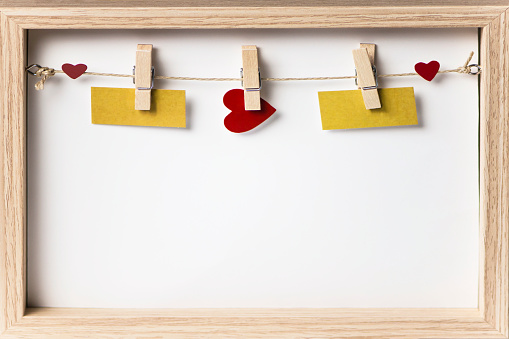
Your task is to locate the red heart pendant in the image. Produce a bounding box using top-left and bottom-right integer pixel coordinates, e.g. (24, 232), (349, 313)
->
(414, 61), (440, 81)
(62, 63), (87, 79)
(223, 89), (276, 133)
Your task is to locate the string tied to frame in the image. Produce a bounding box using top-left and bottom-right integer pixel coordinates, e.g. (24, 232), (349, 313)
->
(26, 64), (57, 90)
(456, 51), (481, 75)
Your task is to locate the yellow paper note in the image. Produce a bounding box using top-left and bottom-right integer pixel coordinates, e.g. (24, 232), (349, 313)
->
(318, 87), (417, 130)
(91, 87), (186, 128)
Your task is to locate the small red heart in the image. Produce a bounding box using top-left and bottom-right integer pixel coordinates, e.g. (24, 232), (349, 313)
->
(62, 63), (87, 79)
(414, 61), (440, 81)
(223, 89), (276, 133)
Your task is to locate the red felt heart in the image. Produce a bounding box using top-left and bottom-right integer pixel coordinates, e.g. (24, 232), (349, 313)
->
(223, 89), (276, 133)
(62, 63), (87, 79)
(414, 61), (440, 81)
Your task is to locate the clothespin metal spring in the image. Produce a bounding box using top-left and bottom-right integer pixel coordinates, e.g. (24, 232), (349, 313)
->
(355, 65), (378, 90)
(241, 67), (262, 92)
(133, 66), (155, 90)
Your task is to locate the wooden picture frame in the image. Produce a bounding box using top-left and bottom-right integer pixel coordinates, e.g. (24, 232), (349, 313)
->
(1, 1), (508, 337)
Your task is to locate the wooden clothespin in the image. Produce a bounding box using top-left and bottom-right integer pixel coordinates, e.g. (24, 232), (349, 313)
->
(241, 45), (261, 111)
(352, 43), (381, 109)
(134, 44), (153, 111)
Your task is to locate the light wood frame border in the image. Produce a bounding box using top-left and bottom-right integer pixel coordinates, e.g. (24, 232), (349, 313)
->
(1, 2), (508, 338)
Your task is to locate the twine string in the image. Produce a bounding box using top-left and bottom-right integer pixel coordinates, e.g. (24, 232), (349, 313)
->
(34, 67), (56, 90)
(28, 51), (479, 90)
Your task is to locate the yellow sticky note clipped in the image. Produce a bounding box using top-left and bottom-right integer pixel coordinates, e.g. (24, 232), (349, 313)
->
(318, 87), (418, 130)
(91, 87), (186, 128)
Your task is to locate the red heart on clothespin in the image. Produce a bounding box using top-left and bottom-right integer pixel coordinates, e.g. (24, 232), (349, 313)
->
(62, 63), (87, 79)
(223, 89), (276, 133)
(414, 61), (440, 81)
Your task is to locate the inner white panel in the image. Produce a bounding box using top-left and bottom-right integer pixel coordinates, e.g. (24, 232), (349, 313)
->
(27, 28), (479, 308)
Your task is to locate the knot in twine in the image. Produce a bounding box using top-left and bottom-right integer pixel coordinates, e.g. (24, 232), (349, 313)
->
(34, 67), (56, 90)
(457, 51), (480, 75)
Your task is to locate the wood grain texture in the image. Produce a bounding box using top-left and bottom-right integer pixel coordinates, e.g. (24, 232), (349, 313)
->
(0, 13), (26, 335)
(0, 308), (504, 338)
(480, 9), (509, 338)
(0, 4), (508, 338)
(1, 7), (506, 29)
(1, 0), (509, 7)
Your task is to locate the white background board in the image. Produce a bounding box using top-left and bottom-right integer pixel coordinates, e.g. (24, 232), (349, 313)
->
(27, 29), (479, 308)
